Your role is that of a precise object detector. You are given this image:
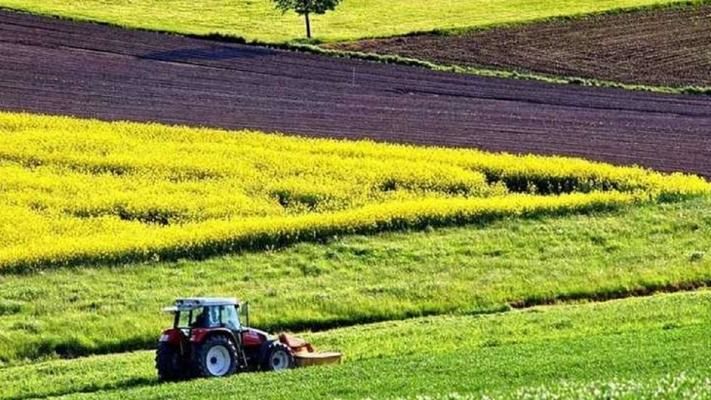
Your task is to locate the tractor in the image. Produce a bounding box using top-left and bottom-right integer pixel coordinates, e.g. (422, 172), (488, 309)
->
(156, 297), (341, 380)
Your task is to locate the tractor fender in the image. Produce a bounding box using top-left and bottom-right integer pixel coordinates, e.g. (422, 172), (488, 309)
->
(158, 328), (184, 346)
(190, 327), (239, 346)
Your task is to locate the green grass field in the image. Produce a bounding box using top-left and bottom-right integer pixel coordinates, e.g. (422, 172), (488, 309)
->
(0, 0), (685, 42)
(2, 291), (709, 399)
(1, 2), (709, 398)
(1, 120), (708, 398)
(2, 195), (709, 366)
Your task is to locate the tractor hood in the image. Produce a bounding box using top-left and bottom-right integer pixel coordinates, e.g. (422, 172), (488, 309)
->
(244, 327), (270, 338)
(241, 327), (270, 347)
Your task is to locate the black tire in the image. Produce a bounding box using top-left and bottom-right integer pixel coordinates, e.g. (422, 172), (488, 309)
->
(193, 335), (239, 378)
(155, 342), (188, 381)
(261, 341), (295, 371)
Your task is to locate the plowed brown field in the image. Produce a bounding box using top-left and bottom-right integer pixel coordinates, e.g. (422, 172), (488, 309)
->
(1, 11), (710, 176)
(333, 4), (711, 87)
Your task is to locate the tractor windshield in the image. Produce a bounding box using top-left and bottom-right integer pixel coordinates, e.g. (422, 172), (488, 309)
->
(174, 305), (241, 331)
(223, 304), (240, 331)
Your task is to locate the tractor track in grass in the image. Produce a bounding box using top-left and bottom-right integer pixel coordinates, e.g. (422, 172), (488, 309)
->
(0, 11), (710, 177)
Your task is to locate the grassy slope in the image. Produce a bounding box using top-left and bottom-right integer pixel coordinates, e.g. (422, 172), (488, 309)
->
(1, 197), (710, 364)
(3, 291), (710, 399)
(0, 0), (681, 43)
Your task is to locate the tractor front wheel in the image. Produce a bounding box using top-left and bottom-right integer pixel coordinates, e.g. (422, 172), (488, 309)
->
(156, 342), (188, 381)
(194, 336), (238, 378)
(261, 341), (295, 371)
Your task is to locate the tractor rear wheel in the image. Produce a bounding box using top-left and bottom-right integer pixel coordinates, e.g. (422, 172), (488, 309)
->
(156, 342), (188, 381)
(194, 336), (238, 378)
(261, 341), (295, 371)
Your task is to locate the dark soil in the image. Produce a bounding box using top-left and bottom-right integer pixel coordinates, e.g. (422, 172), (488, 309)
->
(332, 4), (711, 87)
(1, 11), (710, 176)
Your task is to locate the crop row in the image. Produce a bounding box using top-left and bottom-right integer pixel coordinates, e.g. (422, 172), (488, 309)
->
(0, 191), (639, 272)
(0, 112), (707, 271)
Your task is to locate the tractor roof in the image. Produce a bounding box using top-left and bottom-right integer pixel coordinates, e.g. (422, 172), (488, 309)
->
(164, 297), (239, 312)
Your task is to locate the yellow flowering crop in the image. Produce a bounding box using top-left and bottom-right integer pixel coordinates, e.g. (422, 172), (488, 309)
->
(0, 112), (707, 271)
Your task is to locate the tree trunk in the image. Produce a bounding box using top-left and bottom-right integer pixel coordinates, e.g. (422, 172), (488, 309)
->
(304, 12), (311, 39)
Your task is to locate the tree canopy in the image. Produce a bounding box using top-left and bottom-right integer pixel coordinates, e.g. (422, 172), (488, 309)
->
(274, 0), (342, 15)
(273, 0), (343, 38)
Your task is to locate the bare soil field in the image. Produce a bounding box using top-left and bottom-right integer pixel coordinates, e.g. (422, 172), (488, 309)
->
(1, 11), (710, 176)
(332, 4), (711, 87)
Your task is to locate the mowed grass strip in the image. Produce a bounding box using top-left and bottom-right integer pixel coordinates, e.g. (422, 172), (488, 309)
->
(0, 0), (688, 43)
(2, 291), (709, 400)
(2, 112), (705, 272)
(1, 196), (710, 364)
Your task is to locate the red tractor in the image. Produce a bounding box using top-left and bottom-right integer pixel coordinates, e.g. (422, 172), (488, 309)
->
(156, 297), (340, 380)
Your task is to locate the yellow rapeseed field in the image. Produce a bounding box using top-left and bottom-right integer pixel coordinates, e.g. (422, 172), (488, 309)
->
(0, 112), (707, 271)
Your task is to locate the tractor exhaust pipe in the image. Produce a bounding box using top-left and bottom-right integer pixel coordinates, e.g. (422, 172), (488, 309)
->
(243, 301), (249, 327)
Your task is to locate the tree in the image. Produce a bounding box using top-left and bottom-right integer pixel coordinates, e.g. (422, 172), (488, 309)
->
(273, 0), (342, 39)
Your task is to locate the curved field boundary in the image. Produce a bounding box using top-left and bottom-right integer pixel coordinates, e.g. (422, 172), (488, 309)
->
(0, 0), (692, 43)
(1, 11), (711, 177)
(331, 3), (711, 88)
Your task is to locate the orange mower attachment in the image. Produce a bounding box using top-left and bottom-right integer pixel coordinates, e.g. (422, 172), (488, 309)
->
(279, 333), (343, 367)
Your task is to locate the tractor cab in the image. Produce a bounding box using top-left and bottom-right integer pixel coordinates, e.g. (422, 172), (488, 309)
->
(167, 298), (242, 332)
